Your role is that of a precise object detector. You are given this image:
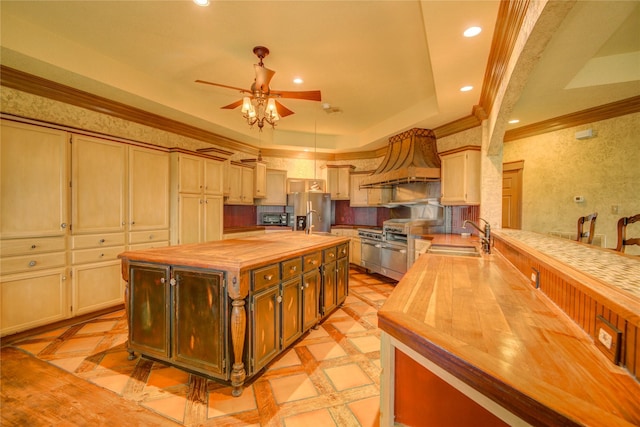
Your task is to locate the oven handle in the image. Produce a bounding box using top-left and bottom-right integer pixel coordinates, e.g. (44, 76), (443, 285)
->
(362, 241), (382, 248)
(381, 244), (407, 253)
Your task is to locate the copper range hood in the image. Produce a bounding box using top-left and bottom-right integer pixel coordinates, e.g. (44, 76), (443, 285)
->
(360, 128), (441, 188)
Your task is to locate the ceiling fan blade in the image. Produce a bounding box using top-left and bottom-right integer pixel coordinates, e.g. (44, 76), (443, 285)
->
(254, 65), (275, 92)
(221, 99), (244, 110)
(195, 79), (252, 94)
(271, 90), (322, 101)
(275, 100), (295, 118)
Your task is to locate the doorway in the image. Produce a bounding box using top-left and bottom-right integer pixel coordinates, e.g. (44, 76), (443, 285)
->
(502, 161), (524, 229)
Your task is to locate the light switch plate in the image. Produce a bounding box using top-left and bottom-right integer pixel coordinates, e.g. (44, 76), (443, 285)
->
(595, 315), (622, 365)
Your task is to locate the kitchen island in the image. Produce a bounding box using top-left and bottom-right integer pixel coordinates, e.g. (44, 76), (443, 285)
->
(378, 232), (640, 426)
(119, 232), (350, 396)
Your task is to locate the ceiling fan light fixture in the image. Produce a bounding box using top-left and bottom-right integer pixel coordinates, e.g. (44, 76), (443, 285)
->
(242, 97), (252, 113)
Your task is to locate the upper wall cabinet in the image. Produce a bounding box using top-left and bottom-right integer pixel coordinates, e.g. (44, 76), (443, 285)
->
(241, 159), (267, 199)
(1, 120), (69, 239)
(225, 161), (254, 205)
(256, 169), (288, 206)
(287, 178), (326, 194)
(440, 146), (481, 205)
(349, 172), (370, 207)
(324, 165), (355, 200)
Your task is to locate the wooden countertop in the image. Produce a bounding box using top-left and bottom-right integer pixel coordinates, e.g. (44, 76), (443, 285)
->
(119, 231), (350, 272)
(378, 234), (640, 426)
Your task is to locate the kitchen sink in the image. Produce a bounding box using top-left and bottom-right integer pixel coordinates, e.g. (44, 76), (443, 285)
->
(426, 244), (481, 257)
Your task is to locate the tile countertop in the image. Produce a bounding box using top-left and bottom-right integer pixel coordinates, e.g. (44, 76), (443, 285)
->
(493, 229), (640, 299)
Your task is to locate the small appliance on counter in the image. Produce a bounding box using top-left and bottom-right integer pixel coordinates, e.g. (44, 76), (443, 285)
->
(261, 212), (289, 226)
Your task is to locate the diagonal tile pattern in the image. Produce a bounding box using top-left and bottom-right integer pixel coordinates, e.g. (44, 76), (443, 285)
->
(10, 268), (395, 427)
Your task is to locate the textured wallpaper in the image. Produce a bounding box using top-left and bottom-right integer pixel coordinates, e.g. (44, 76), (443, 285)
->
(503, 112), (640, 254)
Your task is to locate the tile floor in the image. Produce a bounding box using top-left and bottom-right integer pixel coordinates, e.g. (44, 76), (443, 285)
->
(11, 268), (396, 427)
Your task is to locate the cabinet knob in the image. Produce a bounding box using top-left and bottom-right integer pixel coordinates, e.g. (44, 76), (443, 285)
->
(276, 296), (282, 303)
(304, 282), (309, 289)
(131, 221), (135, 225)
(329, 253), (335, 258)
(160, 278), (165, 284)
(99, 239), (105, 244)
(100, 253), (105, 257)
(290, 266), (297, 273)
(61, 223), (67, 228)
(31, 244), (37, 249)
(264, 274), (273, 281)
(28, 260), (37, 267)
(149, 234), (154, 240)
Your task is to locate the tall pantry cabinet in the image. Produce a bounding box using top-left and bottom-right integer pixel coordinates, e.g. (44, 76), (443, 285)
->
(1, 120), (70, 335)
(0, 119), (171, 336)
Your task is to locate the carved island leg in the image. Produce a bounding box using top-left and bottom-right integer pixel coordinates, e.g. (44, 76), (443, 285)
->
(230, 297), (247, 397)
(121, 259), (136, 361)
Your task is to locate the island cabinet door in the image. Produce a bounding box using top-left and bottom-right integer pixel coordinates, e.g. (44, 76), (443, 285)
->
(172, 268), (227, 379)
(128, 263), (171, 359)
(249, 286), (280, 374)
(302, 270), (320, 331)
(321, 261), (337, 318)
(336, 257), (349, 306)
(281, 277), (303, 348)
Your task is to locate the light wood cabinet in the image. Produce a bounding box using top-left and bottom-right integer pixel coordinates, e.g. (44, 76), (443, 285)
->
(286, 178), (326, 193)
(171, 152), (224, 244)
(1, 120), (70, 336)
(257, 169), (287, 206)
(440, 147), (481, 205)
(349, 172), (369, 207)
(324, 165), (355, 200)
(242, 159), (267, 199)
(225, 162), (254, 205)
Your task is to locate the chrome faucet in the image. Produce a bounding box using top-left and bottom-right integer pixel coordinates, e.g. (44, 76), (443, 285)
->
(463, 218), (491, 254)
(305, 209), (317, 234)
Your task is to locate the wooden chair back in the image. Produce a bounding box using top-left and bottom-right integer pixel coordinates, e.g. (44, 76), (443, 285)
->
(577, 212), (597, 245)
(615, 214), (640, 252)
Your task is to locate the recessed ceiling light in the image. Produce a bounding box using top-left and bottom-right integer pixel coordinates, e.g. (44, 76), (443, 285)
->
(508, 119), (520, 124)
(464, 26), (482, 37)
(193, 0), (210, 6)
(460, 85), (473, 92)
(293, 77), (304, 84)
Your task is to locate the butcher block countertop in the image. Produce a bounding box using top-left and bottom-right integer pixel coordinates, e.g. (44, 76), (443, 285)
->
(119, 231), (349, 272)
(378, 234), (640, 426)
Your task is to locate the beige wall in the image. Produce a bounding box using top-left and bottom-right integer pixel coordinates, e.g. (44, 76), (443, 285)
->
(503, 112), (640, 254)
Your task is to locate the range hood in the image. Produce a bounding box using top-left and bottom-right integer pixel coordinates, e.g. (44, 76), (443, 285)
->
(360, 128), (440, 188)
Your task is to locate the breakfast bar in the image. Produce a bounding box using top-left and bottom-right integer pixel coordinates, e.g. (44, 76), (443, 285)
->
(378, 232), (640, 426)
(119, 232), (350, 396)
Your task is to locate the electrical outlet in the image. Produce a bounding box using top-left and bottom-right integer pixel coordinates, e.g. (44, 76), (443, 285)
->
(598, 328), (613, 349)
(530, 272), (536, 282)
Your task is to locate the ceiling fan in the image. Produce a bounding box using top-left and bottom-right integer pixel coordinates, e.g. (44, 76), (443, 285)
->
(196, 46), (322, 128)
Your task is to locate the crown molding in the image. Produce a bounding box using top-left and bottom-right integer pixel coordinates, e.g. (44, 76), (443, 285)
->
(503, 96), (640, 142)
(0, 65), (257, 156)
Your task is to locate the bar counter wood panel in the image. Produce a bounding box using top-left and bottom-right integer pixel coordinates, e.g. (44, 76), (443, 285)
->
(378, 234), (640, 427)
(493, 232), (640, 380)
(119, 232), (350, 396)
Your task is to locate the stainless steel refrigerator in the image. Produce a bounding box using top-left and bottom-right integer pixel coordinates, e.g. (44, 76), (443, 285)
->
(288, 192), (332, 233)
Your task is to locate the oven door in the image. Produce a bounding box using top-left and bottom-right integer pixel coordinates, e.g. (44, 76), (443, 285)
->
(360, 239), (382, 273)
(381, 242), (407, 281)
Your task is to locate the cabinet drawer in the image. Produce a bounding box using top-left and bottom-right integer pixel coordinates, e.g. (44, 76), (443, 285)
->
(281, 258), (302, 281)
(128, 229), (169, 244)
(303, 252), (322, 273)
(72, 233), (125, 249)
(1, 252), (67, 275)
(252, 263), (280, 292)
(323, 247), (337, 263)
(1, 236), (66, 257)
(71, 246), (125, 265)
(337, 243), (349, 259)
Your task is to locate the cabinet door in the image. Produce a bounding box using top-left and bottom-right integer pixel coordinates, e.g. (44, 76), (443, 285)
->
(173, 268), (226, 378)
(250, 286), (280, 373)
(253, 162), (267, 198)
(336, 257), (349, 306)
(128, 263), (171, 359)
(1, 120), (68, 238)
(441, 150), (480, 205)
(129, 146), (170, 230)
(72, 260), (124, 315)
(241, 167), (254, 204)
(322, 261), (337, 316)
(258, 169), (287, 206)
(302, 270), (320, 330)
(178, 194), (202, 244)
(72, 135), (126, 234)
(281, 277), (302, 348)
(1, 268), (69, 336)
(349, 173), (369, 207)
(204, 196), (223, 242)
(204, 159), (224, 195)
(327, 168), (340, 199)
(178, 154), (203, 194)
(225, 164), (242, 204)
